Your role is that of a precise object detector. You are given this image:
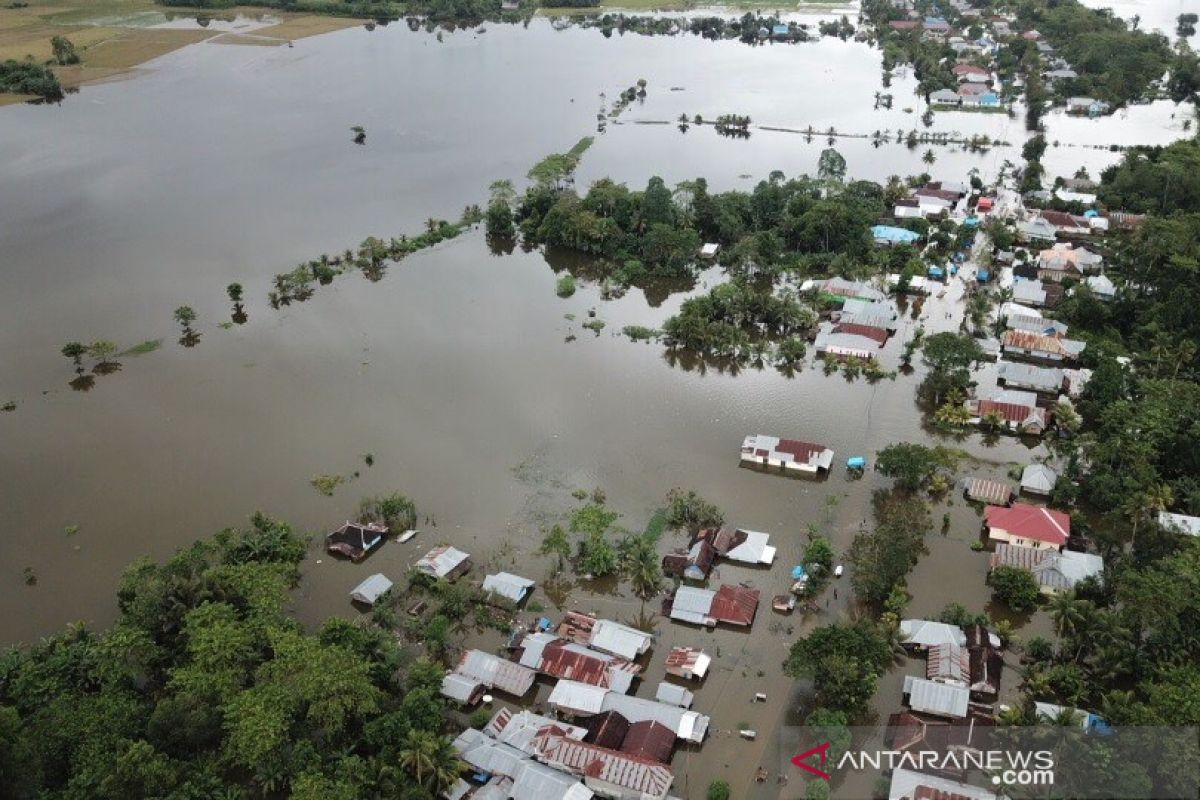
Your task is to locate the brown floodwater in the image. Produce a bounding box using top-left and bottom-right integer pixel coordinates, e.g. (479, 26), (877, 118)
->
(0, 16), (1175, 798)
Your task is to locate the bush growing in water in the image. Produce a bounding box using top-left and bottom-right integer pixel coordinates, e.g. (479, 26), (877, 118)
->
(556, 274), (576, 297)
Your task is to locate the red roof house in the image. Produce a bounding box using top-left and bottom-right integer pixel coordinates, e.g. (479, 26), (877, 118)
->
(709, 585), (760, 627)
(833, 322), (889, 347)
(985, 503), (1069, 549)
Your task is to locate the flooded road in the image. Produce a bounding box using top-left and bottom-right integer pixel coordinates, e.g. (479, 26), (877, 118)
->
(0, 16), (1177, 797)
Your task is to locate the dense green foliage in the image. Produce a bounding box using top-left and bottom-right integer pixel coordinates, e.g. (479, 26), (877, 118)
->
(783, 620), (894, 716)
(988, 565), (1041, 612)
(0, 60), (62, 101)
(1098, 138), (1200, 215)
(875, 442), (959, 493)
(1012, 0), (1170, 106)
(847, 492), (930, 608)
(0, 514), (466, 798)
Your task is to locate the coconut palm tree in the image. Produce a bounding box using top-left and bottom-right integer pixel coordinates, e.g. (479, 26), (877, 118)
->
(398, 731), (463, 795)
(1048, 591), (1087, 638)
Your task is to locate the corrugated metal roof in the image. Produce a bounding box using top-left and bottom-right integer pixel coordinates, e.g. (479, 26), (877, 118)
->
(482, 572), (535, 603)
(654, 681), (694, 708)
(964, 477), (1013, 505)
(441, 673), (483, 704)
(998, 361), (1063, 392)
(547, 680), (608, 715)
(590, 620), (653, 660)
(985, 503), (1070, 546)
(708, 585), (760, 627)
(1159, 512), (1200, 536)
(415, 545), (471, 578)
(525, 638), (640, 693)
(1002, 329), (1086, 357)
(900, 620), (966, 648)
(619, 720), (676, 765)
(903, 675), (969, 718)
(349, 573), (392, 605)
(1021, 463), (1058, 493)
(601, 691), (710, 743)
(926, 644), (970, 684)
(535, 733), (673, 798)
(722, 529), (775, 565)
(455, 649), (537, 697)
(663, 647), (710, 679)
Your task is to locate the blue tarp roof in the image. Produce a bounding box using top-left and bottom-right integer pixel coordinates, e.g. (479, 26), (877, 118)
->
(964, 216), (981, 226)
(1084, 209), (1100, 217)
(978, 269), (990, 281)
(772, 24), (789, 34)
(872, 225), (920, 243)
(847, 456), (867, 468)
(791, 565), (808, 580)
(928, 266), (944, 276)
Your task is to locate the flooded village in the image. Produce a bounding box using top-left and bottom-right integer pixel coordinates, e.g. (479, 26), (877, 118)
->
(2, 1), (1200, 799)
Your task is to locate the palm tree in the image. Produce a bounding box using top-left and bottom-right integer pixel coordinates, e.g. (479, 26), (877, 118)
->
(399, 731), (463, 795)
(1048, 591), (1086, 638)
(621, 536), (661, 599)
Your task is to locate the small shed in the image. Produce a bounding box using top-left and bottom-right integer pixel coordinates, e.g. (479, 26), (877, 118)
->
(699, 243), (721, 258)
(349, 573), (393, 606)
(1021, 464), (1058, 496)
(482, 572), (535, 605)
(664, 647), (710, 680)
(654, 681), (694, 709)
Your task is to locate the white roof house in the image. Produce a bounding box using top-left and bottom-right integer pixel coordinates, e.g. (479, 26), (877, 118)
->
(902, 675), (970, 718)
(999, 361), (1064, 393)
(1084, 274), (1116, 300)
(1021, 463), (1058, 495)
(1158, 512), (1200, 536)
(699, 242), (720, 258)
(664, 647), (711, 680)
(814, 328), (880, 360)
(722, 529), (777, 565)
(482, 572), (535, 604)
(547, 680), (608, 716)
(589, 620), (653, 661)
(668, 586), (717, 626)
(349, 573), (393, 606)
(899, 619), (966, 649)
(889, 768), (997, 800)
(415, 545), (472, 579)
(655, 681), (695, 708)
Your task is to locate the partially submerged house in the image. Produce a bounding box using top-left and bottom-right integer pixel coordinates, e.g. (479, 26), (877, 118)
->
(990, 544), (1102, 594)
(696, 527), (777, 566)
(514, 633), (641, 694)
(1001, 329), (1086, 363)
(1005, 313), (1068, 337)
(663, 647), (711, 680)
(661, 539), (717, 581)
(968, 388), (1049, 435)
(441, 672), (486, 707)
(482, 572), (536, 605)
(1037, 245), (1102, 281)
(814, 326), (881, 360)
(740, 434), (834, 473)
(556, 613), (654, 661)
(349, 573), (393, 606)
(984, 503), (1070, 550)
(665, 585), (760, 628)
(925, 643), (970, 686)
(1020, 463), (1058, 496)
(902, 675), (970, 719)
(997, 361), (1064, 395)
(326, 521), (388, 562)
(415, 545), (472, 580)
(451, 649), (537, 697)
